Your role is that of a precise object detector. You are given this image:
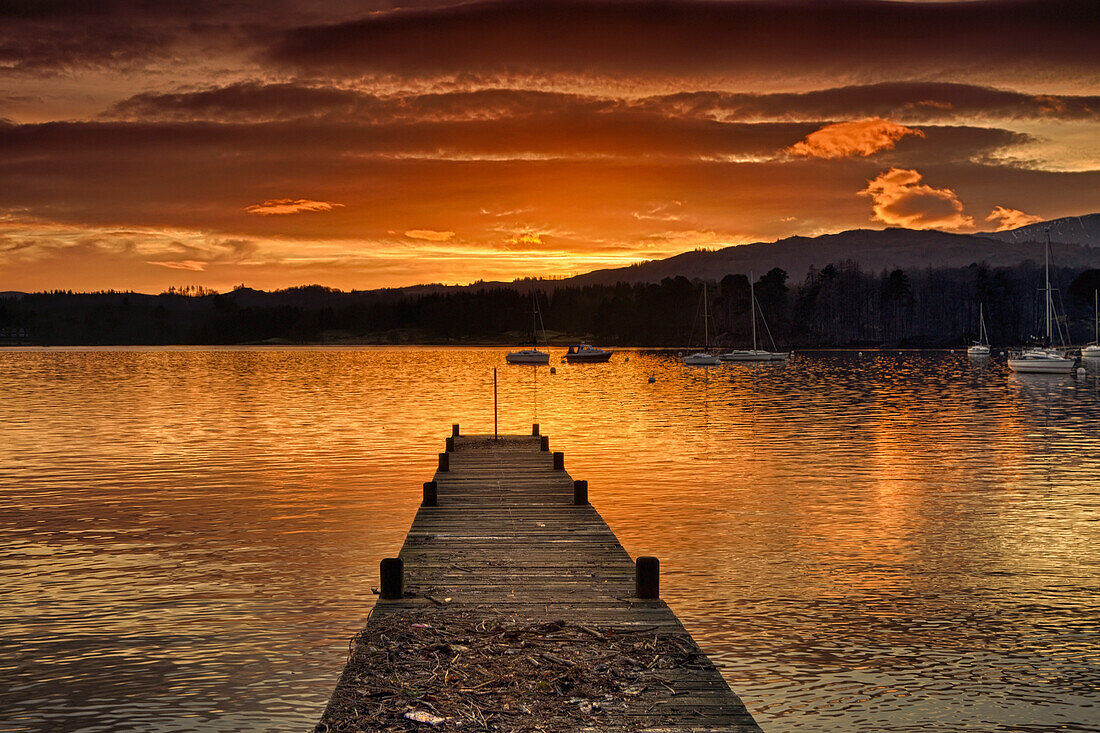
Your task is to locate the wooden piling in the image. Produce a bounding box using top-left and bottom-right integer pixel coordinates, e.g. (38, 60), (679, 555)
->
(379, 557), (403, 599)
(532, 422), (540, 436)
(573, 479), (588, 505)
(452, 423), (460, 437)
(438, 452), (449, 472)
(636, 556), (660, 599)
(422, 480), (437, 507)
(540, 435), (549, 451)
(445, 435), (454, 452)
(553, 451), (564, 470)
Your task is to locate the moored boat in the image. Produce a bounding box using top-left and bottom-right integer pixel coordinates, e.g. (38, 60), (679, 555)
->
(1083, 290), (1100, 359)
(565, 343), (612, 362)
(505, 348), (550, 364)
(1008, 231), (1077, 374)
(1007, 347), (1076, 373)
(968, 303), (991, 357)
(718, 275), (789, 362)
(683, 283), (720, 365)
(506, 292), (551, 365)
(721, 349), (789, 361)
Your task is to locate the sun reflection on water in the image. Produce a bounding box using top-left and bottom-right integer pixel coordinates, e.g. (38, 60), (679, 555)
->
(0, 347), (1097, 732)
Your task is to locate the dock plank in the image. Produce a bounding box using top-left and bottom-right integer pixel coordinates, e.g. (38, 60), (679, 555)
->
(316, 433), (763, 732)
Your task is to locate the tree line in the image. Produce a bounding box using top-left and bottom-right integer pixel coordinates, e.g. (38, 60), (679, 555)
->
(3, 262), (1100, 347)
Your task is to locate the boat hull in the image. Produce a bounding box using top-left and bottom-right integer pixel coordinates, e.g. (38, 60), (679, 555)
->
(719, 350), (789, 362)
(967, 345), (991, 357)
(565, 354), (612, 363)
(683, 353), (720, 365)
(1082, 345), (1100, 359)
(505, 350), (550, 364)
(1007, 357), (1076, 373)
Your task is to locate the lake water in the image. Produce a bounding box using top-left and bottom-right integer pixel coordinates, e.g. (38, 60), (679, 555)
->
(1, 347), (1098, 732)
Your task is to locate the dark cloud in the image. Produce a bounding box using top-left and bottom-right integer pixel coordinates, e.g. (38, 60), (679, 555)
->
(106, 84), (615, 123)
(0, 0), (374, 72)
(642, 84), (1100, 124)
(0, 114), (1027, 172)
(107, 82), (1100, 128)
(270, 0), (1100, 82)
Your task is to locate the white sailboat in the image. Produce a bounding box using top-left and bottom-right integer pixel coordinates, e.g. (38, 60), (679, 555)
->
(719, 275), (789, 362)
(683, 283), (721, 365)
(967, 303), (991, 357)
(506, 293), (550, 364)
(1008, 232), (1076, 373)
(1083, 290), (1100, 359)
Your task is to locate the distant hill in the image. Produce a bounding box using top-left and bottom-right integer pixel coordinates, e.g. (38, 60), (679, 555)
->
(567, 215), (1100, 287)
(979, 213), (1100, 247)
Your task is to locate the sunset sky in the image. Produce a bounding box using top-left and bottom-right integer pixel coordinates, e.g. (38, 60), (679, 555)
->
(1, 0), (1098, 292)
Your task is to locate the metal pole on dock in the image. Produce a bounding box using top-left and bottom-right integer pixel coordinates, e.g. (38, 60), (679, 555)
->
(493, 367), (498, 440)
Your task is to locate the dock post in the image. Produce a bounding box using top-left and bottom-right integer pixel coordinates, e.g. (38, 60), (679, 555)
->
(380, 558), (404, 599)
(636, 556), (659, 599)
(422, 481), (437, 507)
(445, 436), (454, 452)
(438, 452), (449, 472)
(493, 368), (498, 440)
(553, 451), (564, 470)
(540, 435), (549, 451)
(532, 423), (540, 436)
(452, 423), (460, 437)
(573, 479), (588, 505)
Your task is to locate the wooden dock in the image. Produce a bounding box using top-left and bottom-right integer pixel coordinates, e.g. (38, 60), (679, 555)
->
(316, 428), (763, 732)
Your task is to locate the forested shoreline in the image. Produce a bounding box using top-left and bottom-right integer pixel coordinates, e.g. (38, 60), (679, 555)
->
(3, 261), (1100, 348)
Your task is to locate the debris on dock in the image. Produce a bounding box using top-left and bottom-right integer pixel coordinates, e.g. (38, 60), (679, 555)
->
(317, 610), (721, 732)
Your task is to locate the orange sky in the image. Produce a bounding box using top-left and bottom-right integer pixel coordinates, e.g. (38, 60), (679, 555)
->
(1, 0), (1098, 293)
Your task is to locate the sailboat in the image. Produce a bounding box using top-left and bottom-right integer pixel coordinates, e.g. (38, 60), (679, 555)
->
(1083, 290), (1100, 359)
(967, 303), (991, 357)
(719, 275), (789, 362)
(506, 292), (550, 364)
(683, 283), (721, 365)
(1007, 232), (1076, 373)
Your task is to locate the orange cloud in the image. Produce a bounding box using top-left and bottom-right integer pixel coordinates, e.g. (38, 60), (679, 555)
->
(859, 168), (973, 230)
(404, 229), (455, 241)
(508, 232), (543, 246)
(148, 259), (207, 271)
(985, 205), (1043, 231)
(787, 118), (924, 159)
(244, 198), (343, 215)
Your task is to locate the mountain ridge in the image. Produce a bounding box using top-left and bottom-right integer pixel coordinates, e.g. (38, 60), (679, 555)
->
(566, 214), (1100, 287)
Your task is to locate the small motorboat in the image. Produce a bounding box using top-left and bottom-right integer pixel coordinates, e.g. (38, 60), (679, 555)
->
(565, 343), (612, 363)
(505, 348), (550, 364)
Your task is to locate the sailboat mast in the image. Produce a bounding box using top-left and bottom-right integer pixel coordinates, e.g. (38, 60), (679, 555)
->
(750, 275), (757, 351)
(1044, 230), (1052, 343)
(703, 283), (709, 350)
